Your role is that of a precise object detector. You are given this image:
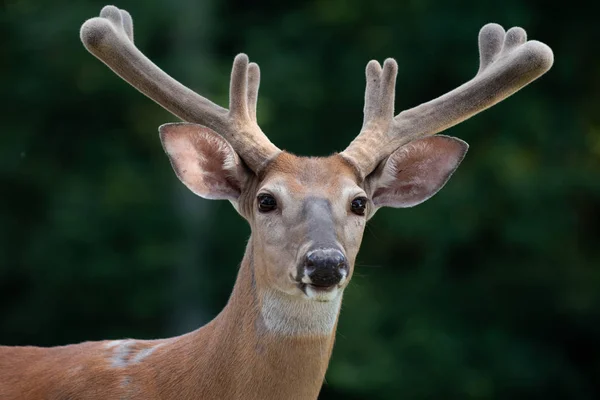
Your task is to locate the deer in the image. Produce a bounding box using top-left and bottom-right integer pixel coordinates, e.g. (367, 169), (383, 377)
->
(0, 5), (553, 400)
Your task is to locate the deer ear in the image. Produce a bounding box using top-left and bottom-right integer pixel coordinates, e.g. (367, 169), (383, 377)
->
(368, 136), (468, 208)
(159, 123), (250, 201)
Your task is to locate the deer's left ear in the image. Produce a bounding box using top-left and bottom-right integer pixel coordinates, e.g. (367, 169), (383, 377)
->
(159, 123), (250, 201)
(367, 136), (468, 208)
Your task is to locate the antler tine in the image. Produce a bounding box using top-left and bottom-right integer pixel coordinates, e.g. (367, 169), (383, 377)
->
(342, 23), (554, 179)
(80, 6), (280, 173)
(119, 8), (134, 42)
(224, 54), (280, 169)
(341, 59), (398, 175)
(246, 62), (261, 123)
(229, 54), (251, 119)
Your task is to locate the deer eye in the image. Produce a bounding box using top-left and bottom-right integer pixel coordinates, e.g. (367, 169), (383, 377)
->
(257, 193), (277, 212)
(350, 197), (368, 216)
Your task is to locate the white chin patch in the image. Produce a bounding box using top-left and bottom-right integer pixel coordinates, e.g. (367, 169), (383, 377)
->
(304, 285), (340, 302)
(260, 289), (343, 336)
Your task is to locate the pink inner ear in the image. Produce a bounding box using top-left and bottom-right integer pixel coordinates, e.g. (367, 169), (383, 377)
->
(160, 123), (245, 201)
(371, 136), (468, 208)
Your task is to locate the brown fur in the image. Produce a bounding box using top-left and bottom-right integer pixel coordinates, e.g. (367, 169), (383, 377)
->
(8, 6), (552, 397)
(0, 145), (471, 398)
(0, 247), (336, 400)
(0, 154), (356, 400)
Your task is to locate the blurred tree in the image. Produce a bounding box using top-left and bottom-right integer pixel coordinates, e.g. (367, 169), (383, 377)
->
(0, 0), (598, 399)
(164, 0), (217, 336)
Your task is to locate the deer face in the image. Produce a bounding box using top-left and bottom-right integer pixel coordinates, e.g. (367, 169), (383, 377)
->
(249, 153), (366, 302)
(160, 124), (468, 303)
(80, 6), (553, 338)
(80, 13), (553, 302)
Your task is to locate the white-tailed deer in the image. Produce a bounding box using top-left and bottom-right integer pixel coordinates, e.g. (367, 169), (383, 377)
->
(0, 5), (553, 400)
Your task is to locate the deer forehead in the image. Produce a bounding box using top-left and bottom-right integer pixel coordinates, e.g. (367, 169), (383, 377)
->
(260, 153), (360, 198)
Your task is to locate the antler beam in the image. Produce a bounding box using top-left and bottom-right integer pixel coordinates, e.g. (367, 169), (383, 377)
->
(80, 6), (281, 172)
(341, 24), (554, 179)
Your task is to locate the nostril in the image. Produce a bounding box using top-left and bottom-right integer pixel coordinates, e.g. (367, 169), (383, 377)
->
(303, 248), (348, 287)
(328, 252), (347, 270)
(304, 253), (316, 271)
(333, 254), (346, 266)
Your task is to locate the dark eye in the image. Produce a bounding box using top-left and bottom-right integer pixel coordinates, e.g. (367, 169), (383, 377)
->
(257, 193), (277, 212)
(350, 197), (368, 216)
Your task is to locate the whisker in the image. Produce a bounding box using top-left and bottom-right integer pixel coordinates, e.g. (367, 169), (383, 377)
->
(355, 262), (385, 268)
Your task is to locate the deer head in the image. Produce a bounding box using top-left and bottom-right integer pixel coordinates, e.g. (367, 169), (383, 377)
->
(0, 7), (556, 400)
(80, 6), (553, 308)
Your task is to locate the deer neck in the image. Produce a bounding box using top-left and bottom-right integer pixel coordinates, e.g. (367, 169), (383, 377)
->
(175, 237), (342, 399)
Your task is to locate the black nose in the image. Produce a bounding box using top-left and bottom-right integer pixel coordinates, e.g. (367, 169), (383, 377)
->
(304, 248), (348, 287)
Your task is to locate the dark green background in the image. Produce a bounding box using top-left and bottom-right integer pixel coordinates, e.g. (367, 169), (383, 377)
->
(1, 0), (598, 398)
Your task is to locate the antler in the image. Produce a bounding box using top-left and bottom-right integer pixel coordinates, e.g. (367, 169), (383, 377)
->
(341, 24), (554, 179)
(80, 6), (281, 172)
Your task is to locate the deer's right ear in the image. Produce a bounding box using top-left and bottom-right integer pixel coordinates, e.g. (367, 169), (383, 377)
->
(159, 123), (250, 201)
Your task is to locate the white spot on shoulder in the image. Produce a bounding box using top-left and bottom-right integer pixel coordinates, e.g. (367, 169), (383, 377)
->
(131, 343), (164, 364)
(105, 340), (124, 349)
(107, 340), (165, 369)
(111, 340), (135, 368)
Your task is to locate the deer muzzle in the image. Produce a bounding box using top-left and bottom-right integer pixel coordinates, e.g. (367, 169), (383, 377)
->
(300, 248), (348, 289)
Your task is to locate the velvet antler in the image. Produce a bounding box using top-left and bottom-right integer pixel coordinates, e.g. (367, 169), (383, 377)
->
(80, 6), (281, 172)
(341, 24), (554, 179)
(81, 8), (552, 178)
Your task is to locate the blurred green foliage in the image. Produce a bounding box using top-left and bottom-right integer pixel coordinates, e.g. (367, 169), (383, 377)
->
(1, 0), (598, 398)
